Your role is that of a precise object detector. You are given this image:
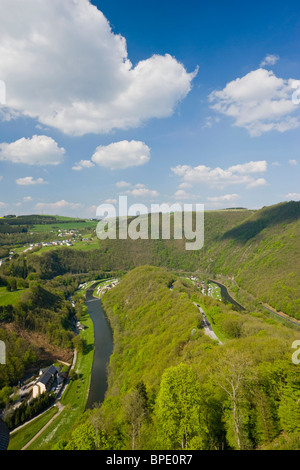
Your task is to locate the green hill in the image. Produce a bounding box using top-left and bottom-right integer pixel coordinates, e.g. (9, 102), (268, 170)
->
(3, 201), (299, 318)
(61, 265), (300, 450)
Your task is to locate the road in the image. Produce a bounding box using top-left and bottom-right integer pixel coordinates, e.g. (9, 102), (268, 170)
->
(194, 303), (223, 345)
(21, 402), (65, 450)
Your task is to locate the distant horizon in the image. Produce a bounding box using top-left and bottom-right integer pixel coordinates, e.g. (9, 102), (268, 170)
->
(1, 198), (299, 220)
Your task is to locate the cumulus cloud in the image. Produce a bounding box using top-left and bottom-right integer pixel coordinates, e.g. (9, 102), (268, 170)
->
(104, 198), (118, 204)
(174, 189), (198, 200)
(228, 160), (267, 174)
(207, 193), (240, 203)
(246, 178), (268, 189)
(209, 68), (300, 136)
(0, 0), (197, 136)
(126, 186), (159, 198)
(284, 193), (300, 200)
(116, 181), (132, 188)
(171, 160), (267, 189)
(92, 140), (150, 170)
(0, 135), (65, 165)
(260, 54), (280, 67)
(16, 176), (47, 186)
(288, 159), (298, 166)
(35, 200), (83, 213)
(72, 160), (95, 171)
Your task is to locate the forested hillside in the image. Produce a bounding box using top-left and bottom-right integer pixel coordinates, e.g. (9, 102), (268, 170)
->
(6, 201), (298, 318)
(59, 266), (300, 450)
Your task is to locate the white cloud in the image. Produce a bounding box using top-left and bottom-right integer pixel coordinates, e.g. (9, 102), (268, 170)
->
(23, 196), (32, 202)
(0, 135), (65, 165)
(171, 160), (267, 189)
(178, 182), (192, 189)
(116, 181), (132, 188)
(209, 68), (300, 136)
(72, 160), (95, 171)
(35, 200), (83, 213)
(92, 140), (150, 170)
(284, 193), (300, 200)
(174, 189), (191, 200)
(260, 54), (280, 67)
(228, 160), (267, 174)
(207, 193), (240, 203)
(16, 176), (47, 186)
(0, 0), (196, 136)
(104, 198), (118, 204)
(288, 159), (298, 166)
(246, 178), (268, 189)
(126, 187), (159, 198)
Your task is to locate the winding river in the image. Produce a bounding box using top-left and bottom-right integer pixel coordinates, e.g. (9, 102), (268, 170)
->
(208, 279), (246, 311)
(84, 283), (113, 410)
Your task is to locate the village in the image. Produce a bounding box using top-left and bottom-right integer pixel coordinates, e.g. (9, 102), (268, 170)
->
(0, 228), (91, 266)
(187, 275), (222, 300)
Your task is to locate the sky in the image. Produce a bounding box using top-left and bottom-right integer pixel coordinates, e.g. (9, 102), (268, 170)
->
(0, 0), (299, 217)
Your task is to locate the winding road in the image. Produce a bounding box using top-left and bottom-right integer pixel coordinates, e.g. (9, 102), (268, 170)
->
(194, 302), (223, 345)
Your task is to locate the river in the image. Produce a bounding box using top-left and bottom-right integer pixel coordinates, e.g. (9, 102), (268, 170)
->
(84, 283), (113, 410)
(208, 279), (246, 311)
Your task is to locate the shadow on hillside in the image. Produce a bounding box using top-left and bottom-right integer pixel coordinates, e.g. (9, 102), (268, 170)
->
(222, 201), (300, 243)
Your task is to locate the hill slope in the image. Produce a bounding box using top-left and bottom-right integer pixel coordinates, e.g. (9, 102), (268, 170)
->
(4, 201), (300, 319)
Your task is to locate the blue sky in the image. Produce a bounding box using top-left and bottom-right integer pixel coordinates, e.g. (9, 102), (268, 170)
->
(0, 0), (299, 217)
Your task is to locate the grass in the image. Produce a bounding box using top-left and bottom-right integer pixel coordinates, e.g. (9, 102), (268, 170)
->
(208, 282), (222, 301)
(200, 304), (228, 344)
(8, 406), (59, 450)
(7, 287), (96, 450)
(0, 286), (27, 306)
(23, 238), (99, 257)
(31, 220), (97, 233)
(25, 302), (95, 450)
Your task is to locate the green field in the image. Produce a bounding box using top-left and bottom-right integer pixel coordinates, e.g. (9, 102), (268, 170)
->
(208, 282), (222, 300)
(31, 238), (100, 256)
(0, 287), (26, 306)
(31, 220), (97, 233)
(8, 406), (59, 450)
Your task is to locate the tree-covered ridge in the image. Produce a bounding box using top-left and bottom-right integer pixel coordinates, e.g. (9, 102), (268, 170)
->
(10, 200), (298, 319)
(61, 266), (300, 451)
(0, 276), (79, 395)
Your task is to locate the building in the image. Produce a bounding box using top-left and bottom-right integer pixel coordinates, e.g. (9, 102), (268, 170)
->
(32, 365), (60, 399)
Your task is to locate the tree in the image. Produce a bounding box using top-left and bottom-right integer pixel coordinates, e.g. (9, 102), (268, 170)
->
(66, 423), (97, 450)
(123, 386), (148, 450)
(278, 373), (300, 433)
(155, 363), (205, 450)
(211, 349), (252, 450)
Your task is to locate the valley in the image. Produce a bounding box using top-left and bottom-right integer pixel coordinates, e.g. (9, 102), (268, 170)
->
(0, 200), (299, 450)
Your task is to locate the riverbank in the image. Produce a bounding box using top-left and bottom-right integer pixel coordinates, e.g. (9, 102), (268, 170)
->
(84, 283), (113, 410)
(8, 288), (95, 450)
(208, 279), (246, 311)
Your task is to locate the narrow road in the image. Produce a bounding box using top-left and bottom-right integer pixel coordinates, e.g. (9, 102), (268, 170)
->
(194, 303), (223, 345)
(21, 402), (65, 450)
